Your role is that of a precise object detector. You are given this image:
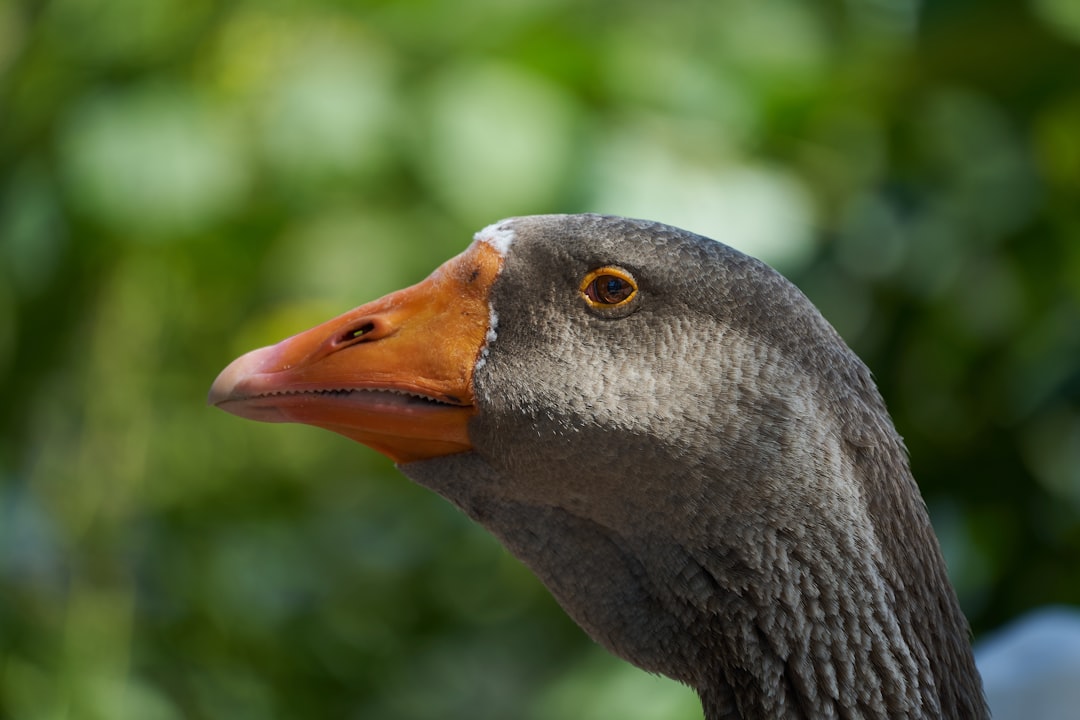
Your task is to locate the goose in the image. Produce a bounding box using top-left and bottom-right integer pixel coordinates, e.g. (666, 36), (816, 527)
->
(209, 213), (988, 719)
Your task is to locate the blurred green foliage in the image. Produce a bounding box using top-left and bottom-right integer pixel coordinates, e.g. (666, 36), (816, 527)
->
(1, 0), (1078, 718)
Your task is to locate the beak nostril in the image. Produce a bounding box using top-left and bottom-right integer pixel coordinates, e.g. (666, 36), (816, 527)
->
(336, 321), (378, 347)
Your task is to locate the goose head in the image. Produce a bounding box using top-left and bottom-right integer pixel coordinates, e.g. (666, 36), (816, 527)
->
(210, 214), (987, 719)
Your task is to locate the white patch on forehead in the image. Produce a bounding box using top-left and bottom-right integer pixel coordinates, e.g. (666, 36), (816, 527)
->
(475, 305), (499, 372)
(474, 218), (516, 256)
(472, 219), (512, 377)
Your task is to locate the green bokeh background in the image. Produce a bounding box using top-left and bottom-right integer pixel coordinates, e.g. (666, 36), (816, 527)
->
(2, 0), (1079, 718)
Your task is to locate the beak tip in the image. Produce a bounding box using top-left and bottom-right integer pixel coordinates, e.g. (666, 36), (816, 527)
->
(208, 370), (238, 409)
(208, 345), (277, 411)
(207, 380), (228, 408)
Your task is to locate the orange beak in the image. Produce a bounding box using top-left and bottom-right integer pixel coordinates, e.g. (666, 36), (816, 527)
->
(208, 241), (503, 463)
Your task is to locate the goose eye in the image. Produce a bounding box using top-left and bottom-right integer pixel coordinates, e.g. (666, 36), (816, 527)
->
(581, 267), (638, 307)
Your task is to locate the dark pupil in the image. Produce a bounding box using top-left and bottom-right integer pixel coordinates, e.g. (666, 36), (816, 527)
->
(598, 276), (630, 303)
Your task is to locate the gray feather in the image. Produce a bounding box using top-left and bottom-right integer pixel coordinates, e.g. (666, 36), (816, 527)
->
(404, 214), (987, 719)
